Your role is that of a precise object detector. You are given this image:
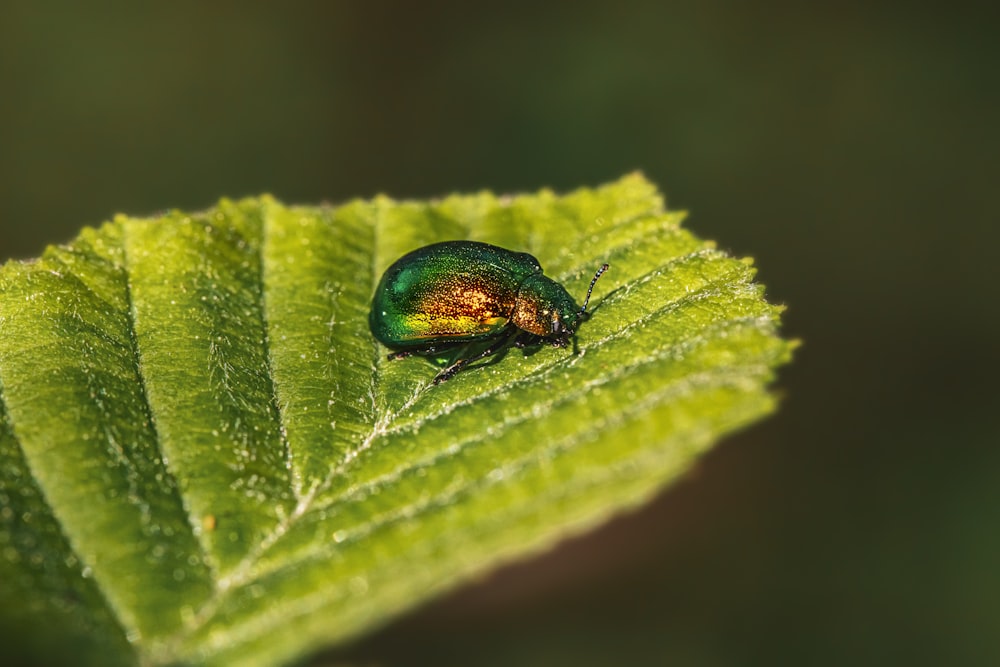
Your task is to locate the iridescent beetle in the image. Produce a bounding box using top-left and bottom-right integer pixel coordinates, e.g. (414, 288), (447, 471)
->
(369, 240), (608, 384)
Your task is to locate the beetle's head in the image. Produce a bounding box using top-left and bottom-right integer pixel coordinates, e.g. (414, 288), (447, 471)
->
(512, 263), (608, 345)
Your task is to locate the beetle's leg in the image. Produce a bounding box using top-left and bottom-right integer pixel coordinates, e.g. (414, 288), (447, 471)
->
(513, 332), (540, 349)
(433, 336), (511, 384)
(387, 349), (417, 361)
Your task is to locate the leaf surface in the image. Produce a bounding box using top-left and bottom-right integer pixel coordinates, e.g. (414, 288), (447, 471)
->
(0, 174), (793, 666)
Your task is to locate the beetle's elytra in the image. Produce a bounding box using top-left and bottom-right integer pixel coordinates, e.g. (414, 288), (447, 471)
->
(369, 240), (608, 384)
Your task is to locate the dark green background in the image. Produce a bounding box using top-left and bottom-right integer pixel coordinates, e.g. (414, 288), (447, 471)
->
(2, 3), (997, 666)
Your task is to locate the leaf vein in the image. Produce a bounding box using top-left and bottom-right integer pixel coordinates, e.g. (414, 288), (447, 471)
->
(120, 224), (219, 582)
(0, 347), (136, 657)
(257, 206), (299, 502)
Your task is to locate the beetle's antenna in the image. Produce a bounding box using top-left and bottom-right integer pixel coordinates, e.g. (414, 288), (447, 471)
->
(579, 263), (609, 315)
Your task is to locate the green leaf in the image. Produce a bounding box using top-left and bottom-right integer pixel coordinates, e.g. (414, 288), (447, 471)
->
(0, 174), (793, 667)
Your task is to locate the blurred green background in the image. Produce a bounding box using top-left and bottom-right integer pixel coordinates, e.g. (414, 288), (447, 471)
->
(2, 2), (997, 666)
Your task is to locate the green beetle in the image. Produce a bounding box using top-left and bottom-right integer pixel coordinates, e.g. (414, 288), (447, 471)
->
(370, 240), (608, 384)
